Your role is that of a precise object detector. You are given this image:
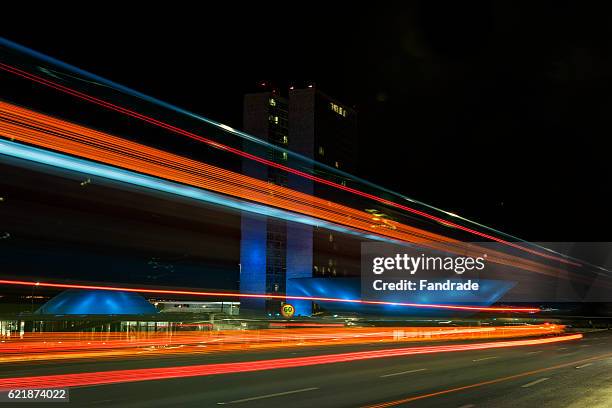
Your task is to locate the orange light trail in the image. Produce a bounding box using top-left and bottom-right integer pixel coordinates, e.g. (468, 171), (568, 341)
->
(0, 61), (582, 268)
(0, 334), (582, 390)
(268, 322), (346, 327)
(0, 100), (570, 279)
(0, 325), (565, 364)
(0, 325), (563, 355)
(0, 279), (541, 313)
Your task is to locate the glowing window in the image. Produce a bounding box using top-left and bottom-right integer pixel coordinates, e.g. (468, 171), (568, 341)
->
(330, 102), (347, 117)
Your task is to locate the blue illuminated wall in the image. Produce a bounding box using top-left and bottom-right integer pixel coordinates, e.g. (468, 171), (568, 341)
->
(286, 223), (313, 316)
(239, 213), (267, 311)
(285, 137), (315, 316)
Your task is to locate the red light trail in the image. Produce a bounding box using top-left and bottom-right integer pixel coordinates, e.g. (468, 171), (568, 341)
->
(0, 334), (582, 390)
(0, 62), (580, 267)
(0, 279), (540, 313)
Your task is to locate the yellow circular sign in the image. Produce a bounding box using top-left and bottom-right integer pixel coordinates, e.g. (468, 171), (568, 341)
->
(281, 303), (295, 318)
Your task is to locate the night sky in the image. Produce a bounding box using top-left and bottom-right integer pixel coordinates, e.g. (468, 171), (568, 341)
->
(3, 2), (611, 241)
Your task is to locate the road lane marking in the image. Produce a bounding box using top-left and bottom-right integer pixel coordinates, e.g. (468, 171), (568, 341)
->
(575, 363), (593, 369)
(472, 357), (497, 362)
(521, 378), (550, 388)
(380, 368), (427, 378)
(556, 347), (567, 351)
(458, 405), (475, 408)
(579, 344), (591, 347)
(361, 352), (612, 408)
(218, 387), (319, 404)
(526, 351), (542, 355)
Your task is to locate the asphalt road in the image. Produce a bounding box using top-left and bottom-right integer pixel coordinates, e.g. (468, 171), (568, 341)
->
(2, 331), (612, 407)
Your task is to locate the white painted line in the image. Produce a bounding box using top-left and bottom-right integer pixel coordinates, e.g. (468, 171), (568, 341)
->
(218, 387), (319, 404)
(579, 344), (591, 347)
(380, 368), (428, 378)
(521, 378), (550, 388)
(556, 347), (568, 351)
(576, 363), (593, 369)
(472, 356), (498, 362)
(526, 351), (543, 355)
(458, 404), (476, 408)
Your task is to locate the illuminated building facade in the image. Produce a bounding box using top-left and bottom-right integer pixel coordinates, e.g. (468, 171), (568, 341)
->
(240, 84), (358, 316)
(239, 90), (290, 313)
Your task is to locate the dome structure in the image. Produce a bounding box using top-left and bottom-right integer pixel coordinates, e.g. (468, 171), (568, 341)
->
(36, 289), (157, 315)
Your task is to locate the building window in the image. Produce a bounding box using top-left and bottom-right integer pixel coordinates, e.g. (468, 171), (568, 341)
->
(281, 151), (288, 161)
(330, 102), (347, 117)
(318, 146), (325, 156)
(329, 234), (334, 242)
(334, 161), (340, 169)
(282, 135), (288, 144)
(269, 98), (276, 107)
